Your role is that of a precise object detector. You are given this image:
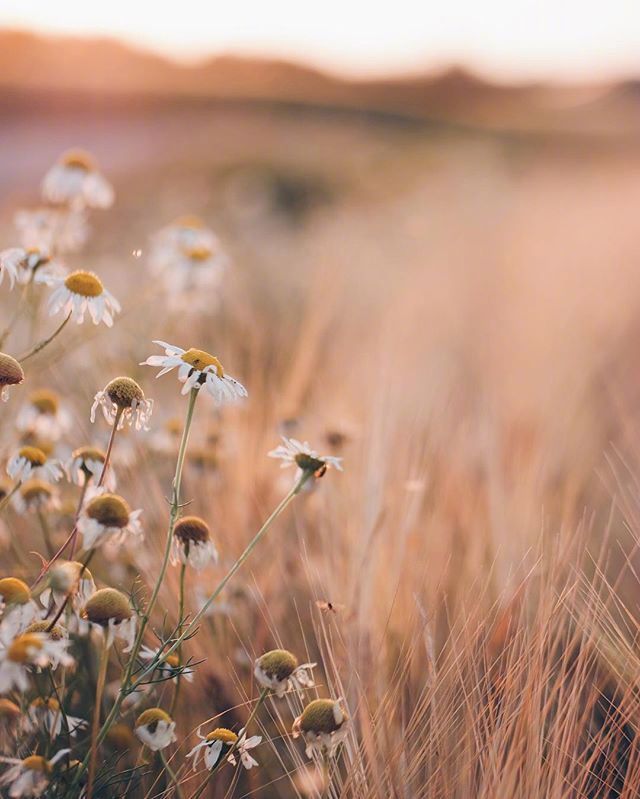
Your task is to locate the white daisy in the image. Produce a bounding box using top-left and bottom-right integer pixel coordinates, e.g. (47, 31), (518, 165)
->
(139, 644), (195, 683)
(0, 749), (70, 797)
(142, 341), (247, 404)
(7, 446), (64, 484)
(90, 376), (153, 431)
(39, 560), (96, 615)
(171, 516), (218, 570)
(134, 708), (177, 751)
(149, 216), (219, 270)
(41, 149), (114, 210)
(187, 727), (261, 771)
(47, 270), (120, 327)
(268, 437), (343, 480)
(254, 649), (315, 699)
(292, 699), (350, 759)
(80, 587), (136, 651)
(66, 446), (114, 489)
(14, 205), (89, 254)
(16, 389), (72, 442)
(12, 480), (60, 514)
(0, 632), (73, 694)
(76, 490), (142, 550)
(0, 247), (66, 288)
(27, 697), (87, 738)
(0, 579), (38, 639)
(154, 243), (227, 311)
(0, 353), (24, 403)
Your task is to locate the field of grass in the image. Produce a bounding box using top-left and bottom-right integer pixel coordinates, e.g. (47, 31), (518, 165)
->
(1, 94), (640, 798)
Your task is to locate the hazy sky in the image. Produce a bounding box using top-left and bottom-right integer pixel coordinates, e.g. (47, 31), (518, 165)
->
(3, 0), (640, 80)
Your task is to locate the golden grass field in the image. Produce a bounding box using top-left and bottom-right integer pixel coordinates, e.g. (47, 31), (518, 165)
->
(2, 73), (640, 798)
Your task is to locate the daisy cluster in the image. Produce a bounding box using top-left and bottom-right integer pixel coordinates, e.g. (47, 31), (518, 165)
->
(0, 150), (348, 798)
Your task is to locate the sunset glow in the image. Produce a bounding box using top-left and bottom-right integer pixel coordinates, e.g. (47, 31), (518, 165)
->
(3, 0), (640, 79)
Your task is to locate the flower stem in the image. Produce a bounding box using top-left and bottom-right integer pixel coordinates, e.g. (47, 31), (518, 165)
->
(0, 281), (30, 347)
(170, 562), (187, 717)
(160, 749), (185, 799)
(37, 508), (54, 557)
(86, 635), (109, 798)
(18, 311), (71, 363)
(0, 481), (20, 514)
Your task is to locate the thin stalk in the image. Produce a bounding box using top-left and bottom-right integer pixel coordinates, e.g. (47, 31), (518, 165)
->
(68, 475), (89, 559)
(170, 562), (187, 717)
(98, 408), (123, 488)
(37, 508), (54, 558)
(18, 312), (71, 364)
(87, 636), (109, 798)
(160, 750), (185, 799)
(0, 281), (31, 347)
(46, 548), (95, 632)
(0, 481), (21, 514)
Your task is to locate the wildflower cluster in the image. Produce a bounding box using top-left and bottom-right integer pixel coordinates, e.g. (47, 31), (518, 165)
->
(0, 150), (347, 798)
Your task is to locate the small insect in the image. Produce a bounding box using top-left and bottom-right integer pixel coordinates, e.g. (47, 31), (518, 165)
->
(315, 600), (346, 615)
(132, 249), (143, 258)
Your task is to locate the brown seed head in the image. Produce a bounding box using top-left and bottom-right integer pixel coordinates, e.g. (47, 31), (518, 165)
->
(83, 587), (131, 625)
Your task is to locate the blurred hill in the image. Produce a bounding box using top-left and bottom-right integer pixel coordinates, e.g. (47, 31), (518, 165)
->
(0, 28), (634, 133)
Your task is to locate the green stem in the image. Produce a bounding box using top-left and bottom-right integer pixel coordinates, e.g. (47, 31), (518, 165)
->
(18, 311), (71, 364)
(0, 481), (21, 514)
(160, 749), (185, 799)
(86, 636), (109, 798)
(170, 562), (187, 717)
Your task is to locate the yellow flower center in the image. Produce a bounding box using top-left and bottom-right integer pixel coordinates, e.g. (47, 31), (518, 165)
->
(206, 728), (238, 745)
(64, 270), (103, 298)
(25, 620), (65, 641)
(180, 349), (224, 377)
(0, 698), (20, 720)
(22, 755), (50, 773)
(8, 633), (43, 663)
(185, 245), (213, 262)
(29, 389), (59, 415)
(165, 653), (180, 668)
(136, 707), (172, 732)
(72, 446), (106, 465)
(61, 149), (95, 171)
(85, 494), (130, 528)
(0, 577), (31, 604)
(0, 353), (24, 387)
(18, 446), (47, 467)
(175, 214), (205, 229)
(30, 696), (60, 712)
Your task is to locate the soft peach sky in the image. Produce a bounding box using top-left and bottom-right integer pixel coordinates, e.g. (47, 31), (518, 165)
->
(3, 0), (640, 80)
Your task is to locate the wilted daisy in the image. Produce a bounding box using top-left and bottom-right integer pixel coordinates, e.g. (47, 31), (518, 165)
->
(48, 270), (120, 327)
(187, 727), (261, 771)
(134, 708), (177, 751)
(0, 749), (70, 798)
(171, 516), (218, 570)
(0, 353), (24, 403)
(12, 480), (59, 514)
(27, 697), (87, 738)
(139, 644), (195, 683)
(41, 149), (114, 210)
(0, 578), (37, 635)
(0, 632), (73, 693)
(293, 699), (349, 758)
(81, 588), (136, 651)
(91, 376), (153, 431)
(77, 490), (142, 550)
(0, 247), (66, 289)
(7, 446), (64, 484)
(269, 437), (343, 480)
(254, 649), (315, 698)
(16, 389), (72, 442)
(66, 445), (113, 490)
(39, 561), (95, 614)
(142, 341), (247, 403)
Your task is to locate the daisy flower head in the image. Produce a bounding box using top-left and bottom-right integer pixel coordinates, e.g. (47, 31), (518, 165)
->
(91, 376), (153, 431)
(254, 649), (315, 699)
(0, 353), (24, 403)
(48, 270), (120, 327)
(0, 578), (37, 636)
(187, 727), (261, 771)
(77, 490), (142, 550)
(134, 708), (177, 751)
(0, 749), (70, 798)
(7, 446), (64, 484)
(0, 632), (73, 694)
(27, 697), (87, 738)
(14, 205), (89, 254)
(139, 644), (195, 683)
(16, 389), (72, 442)
(12, 480), (60, 515)
(81, 587), (136, 651)
(268, 437), (343, 481)
(142, 341), (247, 404)
(171, 516), (218, 570)
(156, 242), (227, 311)
(292, 699), (350, 759)
(40, 560), (95, 613)
(151, 216), (218, 265)
(67, 445), (114, 489)
(41, 149), (114, 210)
(0, 247), (66, 289)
